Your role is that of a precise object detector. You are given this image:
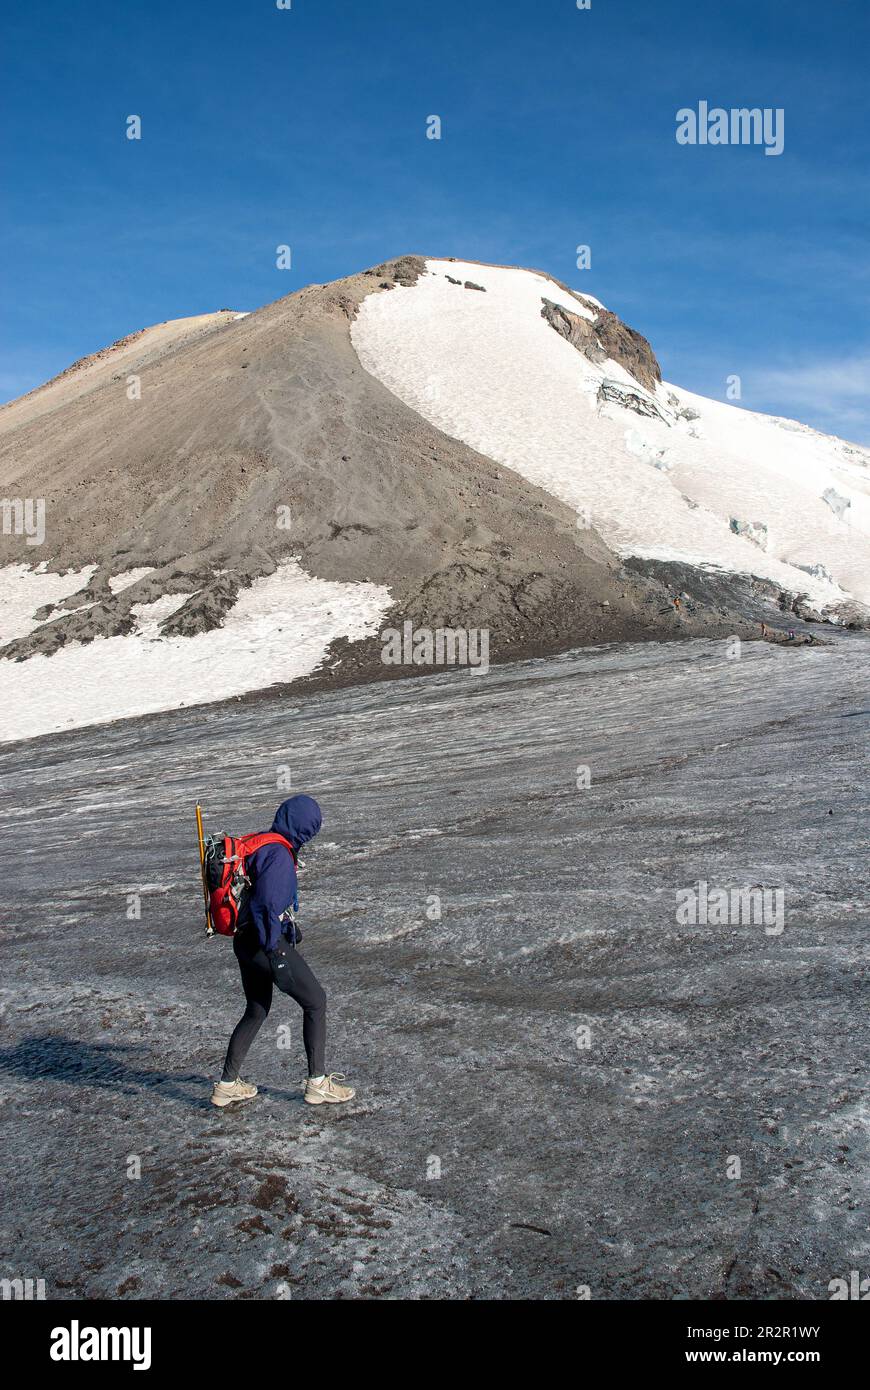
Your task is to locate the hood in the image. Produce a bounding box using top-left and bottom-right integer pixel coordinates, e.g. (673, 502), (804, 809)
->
(271, 794), (322, 850)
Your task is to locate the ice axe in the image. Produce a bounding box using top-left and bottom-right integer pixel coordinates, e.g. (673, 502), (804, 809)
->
(195, 801), (214, 937)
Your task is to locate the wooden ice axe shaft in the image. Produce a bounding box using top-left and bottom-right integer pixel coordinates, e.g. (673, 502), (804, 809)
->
(195, 801), (214, 936)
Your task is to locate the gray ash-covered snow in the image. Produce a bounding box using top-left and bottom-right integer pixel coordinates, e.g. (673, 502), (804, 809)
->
(0, 636), (868, 1299)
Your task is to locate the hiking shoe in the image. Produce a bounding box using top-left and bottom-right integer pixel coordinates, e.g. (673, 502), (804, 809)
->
(304, 1073), (356, 1105)
(211, 1078), (258, 1108)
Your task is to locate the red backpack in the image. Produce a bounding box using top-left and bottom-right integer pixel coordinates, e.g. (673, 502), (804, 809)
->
(204, 832), (296, 937)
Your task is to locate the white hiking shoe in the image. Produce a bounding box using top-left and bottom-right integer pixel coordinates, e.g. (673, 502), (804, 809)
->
(304, 1073), (356, 1105)
(211, 1078), (258, 1107)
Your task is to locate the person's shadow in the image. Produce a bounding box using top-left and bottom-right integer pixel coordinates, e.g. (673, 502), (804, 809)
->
(0, 1035), (300, 1110)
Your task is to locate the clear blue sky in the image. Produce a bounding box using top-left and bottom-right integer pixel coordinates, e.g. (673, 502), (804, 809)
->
(2, 0), (868, 440)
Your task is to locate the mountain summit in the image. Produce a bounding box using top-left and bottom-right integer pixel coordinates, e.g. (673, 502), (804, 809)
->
(1, 255), (867, 740)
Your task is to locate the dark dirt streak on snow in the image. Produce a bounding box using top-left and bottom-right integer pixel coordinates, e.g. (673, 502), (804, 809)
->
(0, 637), (868, 1299)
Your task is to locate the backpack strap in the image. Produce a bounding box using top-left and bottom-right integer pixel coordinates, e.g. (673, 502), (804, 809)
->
(237, 831), (296, 862)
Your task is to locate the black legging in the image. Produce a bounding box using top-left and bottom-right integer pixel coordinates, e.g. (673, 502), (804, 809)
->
(222, 930), (327, 1081)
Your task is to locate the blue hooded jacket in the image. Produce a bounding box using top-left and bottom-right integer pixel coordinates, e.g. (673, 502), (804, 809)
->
(243, 795), (322, 953)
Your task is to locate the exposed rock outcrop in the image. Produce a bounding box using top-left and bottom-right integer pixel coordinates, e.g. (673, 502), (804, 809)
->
(541, 295), (662, 393)
(598, 377), (668, 421)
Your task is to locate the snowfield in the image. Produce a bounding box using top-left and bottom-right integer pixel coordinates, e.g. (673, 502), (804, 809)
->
(2, 637), (867, 1298)
(0, 560), (391, 743)
(0, 562), (98, 645)
(352, 260), (870, 609)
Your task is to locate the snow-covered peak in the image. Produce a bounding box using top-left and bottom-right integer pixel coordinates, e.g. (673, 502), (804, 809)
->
(352, 259), (870, 609)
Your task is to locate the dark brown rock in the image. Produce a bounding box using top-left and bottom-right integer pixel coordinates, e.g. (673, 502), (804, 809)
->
(541, 295), (661, 393)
